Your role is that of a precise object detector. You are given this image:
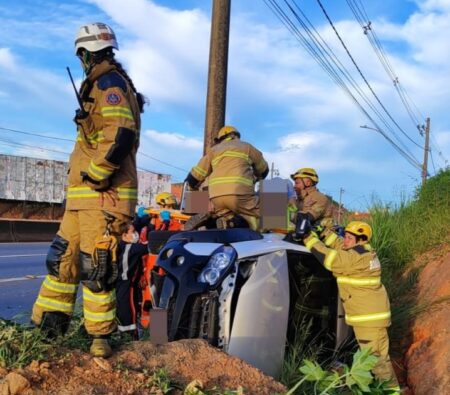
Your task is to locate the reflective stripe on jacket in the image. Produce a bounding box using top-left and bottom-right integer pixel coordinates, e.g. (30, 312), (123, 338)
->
(296, 186), (334, 225)
(66, 60), (140, 216)
(190, 138), (268, 198)
(304, 234), (391, 328)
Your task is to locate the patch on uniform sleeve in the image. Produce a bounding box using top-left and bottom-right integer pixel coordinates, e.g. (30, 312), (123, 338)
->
(369, 255), (381, 270)
(106, 92), (122, 105)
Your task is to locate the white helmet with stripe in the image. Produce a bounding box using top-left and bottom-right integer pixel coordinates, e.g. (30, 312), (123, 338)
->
(75, 22), (118, 54)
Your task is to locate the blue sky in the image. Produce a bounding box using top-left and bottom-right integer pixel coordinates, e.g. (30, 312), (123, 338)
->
(0, 0), (449, 211)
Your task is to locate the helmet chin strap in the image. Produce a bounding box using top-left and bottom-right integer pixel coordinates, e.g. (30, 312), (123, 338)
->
(79, 50), (94, 74)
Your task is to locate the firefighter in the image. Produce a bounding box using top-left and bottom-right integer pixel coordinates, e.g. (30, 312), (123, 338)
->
(303, 221), (400, 393)
(155, 192), (177, 209)
(290, 167), (334, 238)
(31, 22), (144, 357)
(153, 192), (182, 231)
(186, 126), (269, 230)
(290, 168), (335, 332)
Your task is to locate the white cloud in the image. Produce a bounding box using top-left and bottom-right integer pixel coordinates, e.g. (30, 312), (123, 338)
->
(0, 47), (73, 114)
(137, 128), (203, 180)
(262, 130), (366, 178)
(0, 48), (15, 70)
(144, 129), (203, 150)
(418, 0), (450, 12)
(90, 0), (210, 110)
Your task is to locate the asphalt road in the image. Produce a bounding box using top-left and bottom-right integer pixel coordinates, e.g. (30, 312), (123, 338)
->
(0, 242), (49, 322)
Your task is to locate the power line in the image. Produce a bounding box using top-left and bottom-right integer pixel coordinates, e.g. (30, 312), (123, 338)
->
(0, 138), (71, 156)
(315, 0), (423, 149)
(346, 0), (426, 133)
(263, 0), (423, 171)
(138, 152), (189, 173)
(0, 126), (73, 142)
(0, 124), (190, 174)
(285, 0), (420, 160)
(347, 0), (450, 171)
(429, 149), (436, 174)
(429, 133), (448, 168)
(0, 138), (170, 177)
(265, 0), (422, 168)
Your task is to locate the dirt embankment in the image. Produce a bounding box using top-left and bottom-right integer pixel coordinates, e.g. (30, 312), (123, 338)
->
(405, 244), (450, 395)
(0, 339), (286, 395)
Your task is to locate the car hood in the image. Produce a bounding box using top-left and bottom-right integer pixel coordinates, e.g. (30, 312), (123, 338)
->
(182, 232), (309, 259)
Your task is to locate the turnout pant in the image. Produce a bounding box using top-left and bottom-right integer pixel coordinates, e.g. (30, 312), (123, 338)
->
(353, 326), (400, 389)
(32, 209), (130, 336)
(211, 194), (260, 230)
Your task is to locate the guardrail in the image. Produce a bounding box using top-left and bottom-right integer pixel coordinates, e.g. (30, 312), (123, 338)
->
(0, 219), (59, 242)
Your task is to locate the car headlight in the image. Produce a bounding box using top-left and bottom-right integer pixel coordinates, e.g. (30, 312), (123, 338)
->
(198, 246), (236, 286)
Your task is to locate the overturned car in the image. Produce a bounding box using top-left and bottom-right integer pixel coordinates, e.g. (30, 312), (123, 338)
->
(146, 227), (350, 377)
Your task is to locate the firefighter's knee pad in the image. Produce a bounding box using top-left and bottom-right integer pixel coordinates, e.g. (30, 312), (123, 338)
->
(40, 311), (70, 339)
(46, 235), (69, 277)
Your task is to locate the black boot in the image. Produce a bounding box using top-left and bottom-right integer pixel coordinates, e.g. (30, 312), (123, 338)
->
(40, 312), (71, 339)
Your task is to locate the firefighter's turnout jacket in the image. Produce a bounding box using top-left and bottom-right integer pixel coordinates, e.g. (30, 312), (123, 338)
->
(296, 186), (333, 227)
(66, 60), (141, 216)
(303, 233), (399, 390)
(304, 233), (391, 328)
(189, 138), (269, 198)
(187, 138), (268, 229)
(32, 60), (141, 336)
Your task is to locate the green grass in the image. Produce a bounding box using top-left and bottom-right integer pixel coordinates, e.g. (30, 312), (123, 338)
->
(284, 169), (450, 392)
(371, 169), (450, 277)
(369, 169), (450, 351)
(0, 319), (49, 369)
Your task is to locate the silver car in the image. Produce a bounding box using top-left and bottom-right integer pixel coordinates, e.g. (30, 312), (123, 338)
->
(150, 227), (350, 378)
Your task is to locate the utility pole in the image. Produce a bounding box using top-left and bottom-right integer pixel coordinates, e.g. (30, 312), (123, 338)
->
(337, 187), (344, 224)
(203, 0), (231, 154)
(270, 162), (280, 179)
(421, 117), (431, 187)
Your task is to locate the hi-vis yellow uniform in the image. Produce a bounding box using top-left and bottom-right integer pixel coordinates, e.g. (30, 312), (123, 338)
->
(296, 186), (333, 227)
(32, 60), (140, 336)
(189, 138), (268, 230)
(304, 233), (399, 390)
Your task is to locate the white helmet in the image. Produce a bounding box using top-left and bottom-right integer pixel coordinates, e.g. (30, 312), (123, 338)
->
(75, 22), (118, 54)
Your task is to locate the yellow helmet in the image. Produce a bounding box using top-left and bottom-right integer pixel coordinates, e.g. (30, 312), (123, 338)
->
(290, 167), (319, 183)
(345, 221), (372, 241)
(215, 125), (241, 142)
(156, 192), (177, 206)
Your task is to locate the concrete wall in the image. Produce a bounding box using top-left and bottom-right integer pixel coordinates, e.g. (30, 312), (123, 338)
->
(0, 154), (173, 209)
(0, 154), (68, 203)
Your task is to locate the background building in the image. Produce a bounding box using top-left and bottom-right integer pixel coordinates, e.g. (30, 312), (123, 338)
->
(0, 154), (171, 219)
